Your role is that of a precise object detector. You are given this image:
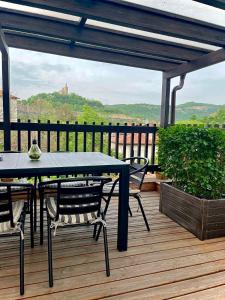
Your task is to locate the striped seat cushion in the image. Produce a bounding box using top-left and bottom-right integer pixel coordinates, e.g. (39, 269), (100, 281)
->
(0, 185), (28, 192)
(103, 182), (140, 196)
(46, 197), (98, 225)
(0, 200), (24, 233)
(43, 180), (87, 189)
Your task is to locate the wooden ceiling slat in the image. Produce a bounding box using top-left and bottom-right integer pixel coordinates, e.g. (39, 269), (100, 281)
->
(165, 48), (225, 78)
(0, 9), (210, 62)
(194, 0), (225, 10)
(3, 0), (225, 47)
(5, 32), (179, 71)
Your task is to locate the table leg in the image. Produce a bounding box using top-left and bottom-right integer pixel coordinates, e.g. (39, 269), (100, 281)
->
(40, 191), (44, 245)
(30, 189), (34, 248)
(117, 165), (129, 251)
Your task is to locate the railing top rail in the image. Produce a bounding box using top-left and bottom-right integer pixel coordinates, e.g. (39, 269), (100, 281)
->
(0, 121), (158, 134)
(178, 123), (225, 129)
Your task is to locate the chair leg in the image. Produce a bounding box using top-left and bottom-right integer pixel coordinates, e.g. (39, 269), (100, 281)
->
(96, 200), (110, 241)
(102, 225), (110, 277)
(33, 177), (37, 233)
(93, 224), (98, 238)
(47, 216), (53, 287)
(135, 194), (150, 232)
(95, 223), (102, 241)
(30, 190), (34, 248)
(19, 225), (25, 295)
(40, 192), (44, 245)
(128, 205), (132, 217)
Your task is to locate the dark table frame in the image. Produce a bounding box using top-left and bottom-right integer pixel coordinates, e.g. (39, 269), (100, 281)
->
(0, 152), (129, 251)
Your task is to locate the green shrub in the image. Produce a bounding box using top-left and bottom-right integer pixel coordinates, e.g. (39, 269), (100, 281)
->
(158, 125), (225, 199)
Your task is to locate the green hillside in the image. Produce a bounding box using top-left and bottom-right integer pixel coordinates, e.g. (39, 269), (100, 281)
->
(203, 107), (225, 124)
(26, 92), (103, 109)
(105, 101), (224, 122)
(18, 91), (225, 124)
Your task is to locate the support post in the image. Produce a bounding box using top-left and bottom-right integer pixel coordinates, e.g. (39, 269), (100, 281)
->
(170, 74), (186, 124)
(160, 73), (171, 128)
(0, 28), (11, 150)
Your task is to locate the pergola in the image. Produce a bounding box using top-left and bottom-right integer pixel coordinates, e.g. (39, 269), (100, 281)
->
(0, 0), (224, 150)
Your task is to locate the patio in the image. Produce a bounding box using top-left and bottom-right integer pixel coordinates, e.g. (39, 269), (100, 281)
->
(0, 1), (225, 299)
(1, 191), (225, 300)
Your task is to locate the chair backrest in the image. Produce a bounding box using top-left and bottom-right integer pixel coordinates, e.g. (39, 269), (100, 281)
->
(0, 186), (14, 227)
(56, 183), (103, 220)
(0, 183), (32, 227)
(123, 157), (149, 190)
(39, 177), (109, 220)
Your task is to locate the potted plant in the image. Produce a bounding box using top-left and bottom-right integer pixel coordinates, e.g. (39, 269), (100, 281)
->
(158, 125), (225, 240)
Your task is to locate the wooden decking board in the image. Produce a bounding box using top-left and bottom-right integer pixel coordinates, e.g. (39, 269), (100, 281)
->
(171, 284), (225, 300)
(3, 245), (225, 295)
(2, 246), (225, 292)
(1, 192), (225, 300)
(0, 231), (195, 261)
(8, 266), (225, 300)
(2, 235), (225, 273)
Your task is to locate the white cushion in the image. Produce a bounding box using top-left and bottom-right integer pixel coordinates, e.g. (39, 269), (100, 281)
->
(103, 182), (140, 196)
(0, 200), (24, 234)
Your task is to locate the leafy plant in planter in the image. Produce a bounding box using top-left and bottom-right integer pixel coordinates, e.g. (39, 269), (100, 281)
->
(158, 125), (225, 199)
(158, 125), (225, 240)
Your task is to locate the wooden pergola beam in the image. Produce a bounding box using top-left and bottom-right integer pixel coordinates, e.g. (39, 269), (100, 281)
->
(165, 48), (225, 79)
(194, 0), (225, 9)
(5, 32), (179, 71)
(0, 9), (210, 62)
(0, 29), (11, 150)
(3, 0), (225, 47)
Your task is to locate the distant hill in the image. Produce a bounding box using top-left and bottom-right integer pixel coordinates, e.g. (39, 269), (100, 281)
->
(105, 101), (224, 122)
(18, 92), (225, 124)
(26, 92), (103, 109)
(175, 102), (223, 121)
(203, 107), (225, 124)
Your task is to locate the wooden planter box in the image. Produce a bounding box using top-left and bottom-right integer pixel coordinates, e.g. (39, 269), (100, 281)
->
(160, 183), (225, 240)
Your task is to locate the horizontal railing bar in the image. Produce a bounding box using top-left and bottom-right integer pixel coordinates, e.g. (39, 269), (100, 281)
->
(6, 122), (157, 133)
(147, 165), (161, 172)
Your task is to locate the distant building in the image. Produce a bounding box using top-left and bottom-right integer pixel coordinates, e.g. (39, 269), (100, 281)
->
(111, 132), (154, 159)
(59, 83), (69, 96)
(0, 90), (18, 122)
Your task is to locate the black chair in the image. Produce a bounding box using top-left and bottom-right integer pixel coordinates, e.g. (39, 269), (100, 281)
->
(39, 175), (102, 244)
(0, 182), (34, 295)
(95, 157), (150, 241)
(38, 177), (111, 287)
(0, 151), (38, 232)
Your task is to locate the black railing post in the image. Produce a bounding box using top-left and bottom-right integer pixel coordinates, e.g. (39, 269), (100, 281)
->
(10, 121), (159, 171)
(0, 29), (11, 150)
(151, 124), (157, 173)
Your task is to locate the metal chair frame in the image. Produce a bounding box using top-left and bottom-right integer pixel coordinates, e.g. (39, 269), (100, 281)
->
(0, 151), (38, 232)
(95, 157), (150, 241)
(38, 176), (111, 287)
(0, 182), (34, 295)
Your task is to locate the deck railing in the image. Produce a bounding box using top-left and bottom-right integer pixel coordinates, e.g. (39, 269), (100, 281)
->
(0, 120), (159, 172)
(184, 123), (225, 129)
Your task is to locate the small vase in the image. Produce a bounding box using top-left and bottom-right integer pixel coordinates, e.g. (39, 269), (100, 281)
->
(28, 139), (42, 160)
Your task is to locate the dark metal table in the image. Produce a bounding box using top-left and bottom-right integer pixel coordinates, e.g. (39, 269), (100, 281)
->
(0, 152), (129, 251)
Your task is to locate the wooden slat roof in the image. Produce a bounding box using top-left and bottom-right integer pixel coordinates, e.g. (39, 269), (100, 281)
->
(1, 0), (225, 77)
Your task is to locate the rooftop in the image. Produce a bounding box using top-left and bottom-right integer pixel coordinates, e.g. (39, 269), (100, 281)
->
(0, 90), (19, 100)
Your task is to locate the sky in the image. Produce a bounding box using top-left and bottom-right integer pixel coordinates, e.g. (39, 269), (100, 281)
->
(1, 0), (225, 106)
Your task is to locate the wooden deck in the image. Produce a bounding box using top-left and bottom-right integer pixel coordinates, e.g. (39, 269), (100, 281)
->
(1, 191), (225, 300)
